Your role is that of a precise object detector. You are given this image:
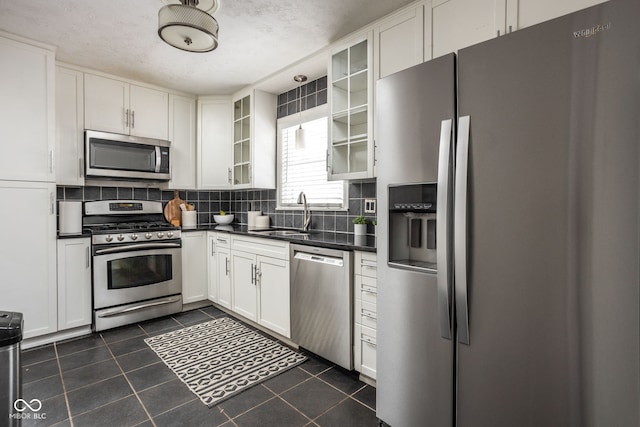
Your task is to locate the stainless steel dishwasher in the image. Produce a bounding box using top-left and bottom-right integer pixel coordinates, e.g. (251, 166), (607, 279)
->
(290, 244), (353, 370)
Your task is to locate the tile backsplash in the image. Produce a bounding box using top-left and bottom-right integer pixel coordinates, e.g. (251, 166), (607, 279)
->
(57, 180), (377, 236)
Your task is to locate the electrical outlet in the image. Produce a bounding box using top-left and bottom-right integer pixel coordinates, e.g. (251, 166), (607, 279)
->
(364, 199), (376, 214)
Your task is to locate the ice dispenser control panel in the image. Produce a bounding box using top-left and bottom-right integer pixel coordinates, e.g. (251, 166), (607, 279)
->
(388, 183), (438, 272)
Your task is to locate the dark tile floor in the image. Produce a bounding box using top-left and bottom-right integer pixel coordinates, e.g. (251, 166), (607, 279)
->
(20, 306), (378, 426)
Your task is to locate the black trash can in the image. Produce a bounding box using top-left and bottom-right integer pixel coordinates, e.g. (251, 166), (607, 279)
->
(0, 311), (23, 427)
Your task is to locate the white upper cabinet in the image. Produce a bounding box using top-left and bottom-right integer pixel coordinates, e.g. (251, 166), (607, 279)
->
(231, 90), (277, 189)
(56, 66), (85, 186)
(328, 31), (375, 180)
(84, 73), (169, 140)
(431, 0), (507, 58)
(0, 33), (55, 182)
(197, 97), (233, 189)
(168, 94), (197, 190)
(374, 6), (425, 80)
(506, 0), (608, 31)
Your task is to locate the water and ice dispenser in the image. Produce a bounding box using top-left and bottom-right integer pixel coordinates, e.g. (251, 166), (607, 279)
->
(388, 183), (438, 271)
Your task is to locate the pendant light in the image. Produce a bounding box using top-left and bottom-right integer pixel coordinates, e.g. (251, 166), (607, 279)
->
(294, 75), (308, 150)
(158, 0), (220, 52)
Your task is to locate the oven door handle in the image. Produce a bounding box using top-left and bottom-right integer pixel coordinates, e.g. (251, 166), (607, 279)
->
(96, 296), (182, 318)
(94, 242), (181, 255)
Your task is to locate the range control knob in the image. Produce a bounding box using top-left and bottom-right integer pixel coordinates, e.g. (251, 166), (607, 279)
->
(105, 235), (113, 243)
(117, 234), (125, 241)
(145, 233), (153, 240)
(130, 234), (138, 241)
(157, 232), (165, 238)
(167, 231), (174, 238)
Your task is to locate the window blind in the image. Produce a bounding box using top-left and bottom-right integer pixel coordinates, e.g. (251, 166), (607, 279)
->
(280, 116), (345, 207)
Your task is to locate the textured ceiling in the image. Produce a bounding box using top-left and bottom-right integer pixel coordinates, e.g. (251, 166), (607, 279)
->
(0, 0), (416, 95)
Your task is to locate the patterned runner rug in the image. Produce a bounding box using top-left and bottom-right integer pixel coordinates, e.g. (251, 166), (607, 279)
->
(144, 316), (307, 407)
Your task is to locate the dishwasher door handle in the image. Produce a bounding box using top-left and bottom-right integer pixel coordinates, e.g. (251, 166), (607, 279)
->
(294, 252), (344, 267)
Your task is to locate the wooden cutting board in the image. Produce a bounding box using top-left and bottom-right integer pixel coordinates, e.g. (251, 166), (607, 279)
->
(164, 190), (185, 226)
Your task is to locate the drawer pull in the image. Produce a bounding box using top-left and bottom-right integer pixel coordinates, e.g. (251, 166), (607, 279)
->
(362, 287), (377, 295)
(361, 336), (377, 346)
(362, 311), (377, 321)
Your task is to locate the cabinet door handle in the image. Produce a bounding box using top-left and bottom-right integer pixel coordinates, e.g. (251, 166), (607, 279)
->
(79, 158), (84, 178)
(211, 241), (215, 256)
(49, 150), (54, 174)
(225, 258), (229, 276)
(50, 192), (54, 215)
(86, 246), (91, 268)
(131, 110), (135, 128)
(125, 108), (129, 127)
(227, 168), (232, 184)
(250, 263), (255, 284)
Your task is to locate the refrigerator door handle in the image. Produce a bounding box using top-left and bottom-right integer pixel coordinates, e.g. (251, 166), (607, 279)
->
(436, 119), (453, 340)
(455, 116), (471, 345)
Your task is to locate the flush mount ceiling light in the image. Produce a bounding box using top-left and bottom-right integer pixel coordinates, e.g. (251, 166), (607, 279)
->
(158, 0), (220, 52)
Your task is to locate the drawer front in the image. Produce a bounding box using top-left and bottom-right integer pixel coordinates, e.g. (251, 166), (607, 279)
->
(360, 300), (377, 330)
(359, 275), (377, 305)
(210, 232), (230, 248)
(356, 251), (377, 278)
(358, 325), (377, 379)
(231, 235), (289, 260)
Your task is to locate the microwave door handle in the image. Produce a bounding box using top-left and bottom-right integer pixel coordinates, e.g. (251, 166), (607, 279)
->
(155, 146), (162, 173)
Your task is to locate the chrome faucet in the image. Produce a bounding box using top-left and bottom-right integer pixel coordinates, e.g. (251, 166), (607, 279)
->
(297, 191), (311, 231)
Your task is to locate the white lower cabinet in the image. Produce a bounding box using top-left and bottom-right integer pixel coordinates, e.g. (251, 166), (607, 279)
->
(182, 231), (208, 304)
(208, 232), (233, 309)
(230, 235), (291, 338)
(354, 250), (377, 380)
(257, 256), (290, 338)
(0, 181), (57, 338)
(57, 238), (92, 330)
(231, 250), (258, 319)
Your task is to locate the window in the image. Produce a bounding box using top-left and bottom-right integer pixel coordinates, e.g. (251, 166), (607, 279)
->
(277, 105), (346, 208)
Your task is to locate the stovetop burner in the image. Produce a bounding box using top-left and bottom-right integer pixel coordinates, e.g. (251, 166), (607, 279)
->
(89, 221), (178, 233)
(83, 200), (182, 245)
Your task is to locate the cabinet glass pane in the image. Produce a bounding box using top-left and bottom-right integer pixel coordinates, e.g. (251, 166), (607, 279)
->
(242, 140), (250, 163)
(234, 142), (241, 164)
(350, 40), (368, 74)
(234, 99), (242, 121)
(234, 120), (242, 143)
(350, 141), (368, 173)
(332, 145), (349, 175)
(332, 48), (349, 81)
(241, 96), (250, 117)
(350, 109), (368, 140)
(332, 81), (348, 113)
(332, 116), (348, 145)
(350, 72), (368, 108)
(241, 117), (250, 140)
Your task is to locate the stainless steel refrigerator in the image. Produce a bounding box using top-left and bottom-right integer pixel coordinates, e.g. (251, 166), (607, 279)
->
(375, 1), (640, 426)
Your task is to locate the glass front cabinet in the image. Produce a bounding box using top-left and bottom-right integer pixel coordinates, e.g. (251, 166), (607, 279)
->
(231, 89), (277, 189)
(328, 32), (375, 180)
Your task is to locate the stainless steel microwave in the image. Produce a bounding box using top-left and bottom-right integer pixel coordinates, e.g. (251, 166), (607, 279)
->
(85, 130), (171, 181)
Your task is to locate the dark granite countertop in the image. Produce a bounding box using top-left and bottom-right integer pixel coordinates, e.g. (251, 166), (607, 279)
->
(183, 224), (377, 253)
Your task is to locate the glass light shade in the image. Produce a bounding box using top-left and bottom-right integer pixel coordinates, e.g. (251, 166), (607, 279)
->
(295, 126), (306, 149)
(158, 4), (219, 52)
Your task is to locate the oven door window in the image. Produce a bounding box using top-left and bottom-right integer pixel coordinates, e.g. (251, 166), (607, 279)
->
(107, 254), (172, 289)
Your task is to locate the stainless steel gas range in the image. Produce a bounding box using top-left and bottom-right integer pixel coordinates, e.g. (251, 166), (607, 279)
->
(83, 200), (182, 331)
